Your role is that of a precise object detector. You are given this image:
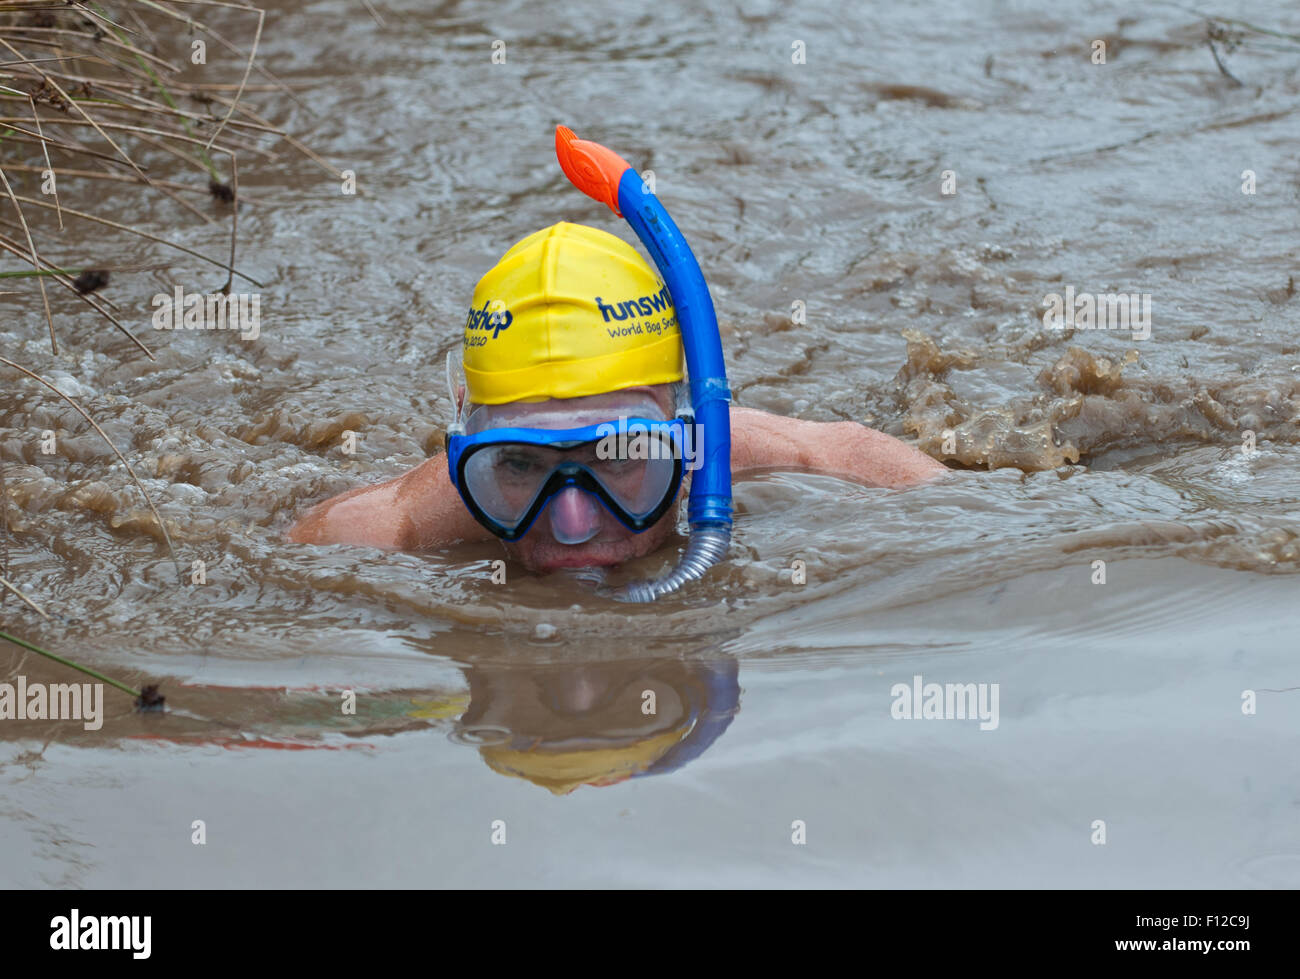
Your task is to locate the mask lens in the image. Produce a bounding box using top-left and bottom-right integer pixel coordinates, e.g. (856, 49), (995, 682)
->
(588, 428), (675, 517)
(464, 444), (558, 525)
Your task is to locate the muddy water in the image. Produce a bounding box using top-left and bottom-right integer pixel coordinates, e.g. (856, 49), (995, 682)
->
(2, 0), (1299, 886)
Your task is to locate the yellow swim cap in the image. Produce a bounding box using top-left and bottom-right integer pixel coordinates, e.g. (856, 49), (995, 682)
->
(462, 222), (684, 404)
(480, 726), (690, 795)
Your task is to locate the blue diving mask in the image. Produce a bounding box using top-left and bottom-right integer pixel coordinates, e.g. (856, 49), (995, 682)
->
(445, 362), (695, 543)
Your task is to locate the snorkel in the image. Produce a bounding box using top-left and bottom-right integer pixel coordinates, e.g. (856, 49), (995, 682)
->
(554, 125), (732, 602)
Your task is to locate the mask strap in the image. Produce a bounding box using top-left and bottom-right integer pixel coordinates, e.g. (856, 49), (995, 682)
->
(445, 350), (468, 434)
(673, 380), (694, 420)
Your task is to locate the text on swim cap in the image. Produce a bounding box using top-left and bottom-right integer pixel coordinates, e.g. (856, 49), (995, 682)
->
(595, 286), (672, 323)
(465, 299), (513, 339)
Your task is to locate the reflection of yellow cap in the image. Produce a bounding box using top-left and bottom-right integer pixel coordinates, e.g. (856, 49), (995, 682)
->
(406, 694), (471, 720)
(481, 727), (688, 795)
(463, 222), (684, 404)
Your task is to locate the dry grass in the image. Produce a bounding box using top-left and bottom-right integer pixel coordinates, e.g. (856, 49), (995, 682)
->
(0, 0), (335, 698)
(0, 0), (340, 348)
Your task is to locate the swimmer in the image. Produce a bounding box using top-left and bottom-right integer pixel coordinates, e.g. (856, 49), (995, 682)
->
(289, 131), (945, 590)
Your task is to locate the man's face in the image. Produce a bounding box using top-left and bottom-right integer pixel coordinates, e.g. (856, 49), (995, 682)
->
(466, 384), (681, 573)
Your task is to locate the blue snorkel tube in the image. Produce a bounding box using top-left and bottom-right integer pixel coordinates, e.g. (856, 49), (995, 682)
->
(555, 126), (732, 602)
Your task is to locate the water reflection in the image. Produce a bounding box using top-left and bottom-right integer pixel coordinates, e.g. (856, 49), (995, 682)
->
(452, 656), (739, 793)
(4, 653), (744, 795)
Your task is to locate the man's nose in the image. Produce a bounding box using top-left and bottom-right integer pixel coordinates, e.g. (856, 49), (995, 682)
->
(547, 487), (601, 545)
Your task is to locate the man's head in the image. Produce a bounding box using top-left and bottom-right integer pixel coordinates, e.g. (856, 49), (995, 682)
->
(451, 223), (687, 572)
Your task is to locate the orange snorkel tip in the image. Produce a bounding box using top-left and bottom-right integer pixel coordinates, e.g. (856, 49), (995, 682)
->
(555, 125), (631, 217)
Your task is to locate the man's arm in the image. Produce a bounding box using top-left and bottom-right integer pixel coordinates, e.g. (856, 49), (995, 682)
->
(729, 406), (947, 488)
(285, 455), (491, 548)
